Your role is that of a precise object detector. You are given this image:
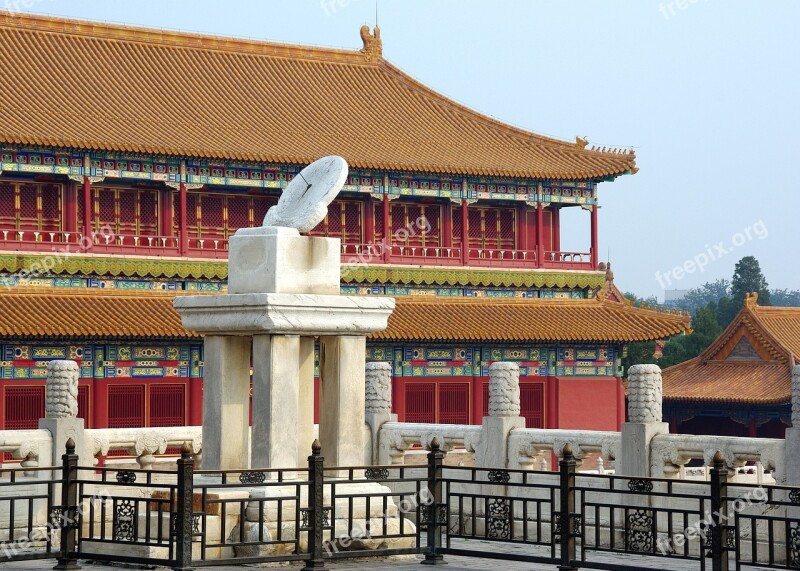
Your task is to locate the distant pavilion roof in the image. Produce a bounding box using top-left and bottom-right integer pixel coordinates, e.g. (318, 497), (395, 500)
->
(0, 12), (636, 180)
(663, 293), (800, 405)
(0, 287), (687, 343)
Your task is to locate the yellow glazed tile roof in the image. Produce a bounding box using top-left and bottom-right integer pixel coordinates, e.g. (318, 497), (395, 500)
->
(375, 296), (689, 343)
(0, 288), (687, 342)
(663, 295), (800, 404)
(0, 12), (636, 180)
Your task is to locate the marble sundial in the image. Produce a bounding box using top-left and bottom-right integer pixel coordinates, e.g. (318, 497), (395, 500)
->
(263, 155), (349, 233)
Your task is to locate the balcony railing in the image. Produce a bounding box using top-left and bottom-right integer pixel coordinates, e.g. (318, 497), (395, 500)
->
(0, 230), (594, 270)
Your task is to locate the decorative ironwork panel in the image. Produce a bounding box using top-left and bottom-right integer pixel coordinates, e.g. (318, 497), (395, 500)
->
(628, 479), (653, 493)
(552, 511), (581, 538)
(625, 509), (654, 553)
(420, 504), (448, 529)
(239, 471), (266, 484)
(790, 489), (800, 505)
(113, 499), (137, 542)
(487, 470), (510, 484)
(365, 468), (390, 481)
(300, 507), (332, 530)
(790, 523), (800, 568)
(116, 470), (137, 484)
(725, 527), (735, 551)
(487, 498), (511, 539)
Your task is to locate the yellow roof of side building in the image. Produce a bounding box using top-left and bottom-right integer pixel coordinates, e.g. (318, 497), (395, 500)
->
(663, 293), (800, 405)
(0, 287), (689, 343)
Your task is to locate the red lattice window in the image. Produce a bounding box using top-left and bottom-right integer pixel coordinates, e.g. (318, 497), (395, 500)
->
(200, 195), (224, 238)
(308, 199), (361, 243)
(185, 192), (279, 239)
(452, 206), (463, 247)
(482, 382), (490, 418)
(19, 185), (38, 221)
(521, 383), (545, 428)
(0, 184), (15, 219)
(138, 190), (158, 235)
(468, 207), (516, 250)
(0, 182), (63, 232)
(95, 188), (157, 236)
(500, 209), (516, 249)
(252, 195), (276, 226)
(107, 385), (145, 428)
(343, 201), (362, 244)
(227, 196), (250, 231)
(186, 194), (198, 228)
(404, 383), (435, 423)
(438, 383), (469, 425)
(390, 203), (442, 247)
(4, 386), (45, 429)
(373, 202), (384, 243)
(149, 384), (186, 427)
(40, 185), (61, 232)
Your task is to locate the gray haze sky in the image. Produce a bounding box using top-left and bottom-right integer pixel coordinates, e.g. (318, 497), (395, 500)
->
(7, 0), (798, 300)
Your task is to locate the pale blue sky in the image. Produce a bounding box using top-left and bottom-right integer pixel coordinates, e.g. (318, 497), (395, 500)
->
(8, 0), (799, 300)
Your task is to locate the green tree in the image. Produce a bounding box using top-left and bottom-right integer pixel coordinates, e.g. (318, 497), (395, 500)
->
(621, 340), (658, 376)
(657, 303), (723, 368)
(770, 289), (800, 307)
(731, 255), (770, 306)
(719, 256), (770, 325)
(671, 279), (730, 313)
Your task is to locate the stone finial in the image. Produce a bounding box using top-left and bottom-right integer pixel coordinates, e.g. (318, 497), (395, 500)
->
(46, 360), (80, 419)
(488, 362), (520, 417)
(792, 365), (800, 427)
(365, 362), (392, 415)
(360, 25), (382, 61)
(627, 364), (663, 423)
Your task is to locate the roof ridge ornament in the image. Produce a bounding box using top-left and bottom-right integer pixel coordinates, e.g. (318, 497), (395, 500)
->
(744, 291), (759, 309)
(360, 25), (382, 62)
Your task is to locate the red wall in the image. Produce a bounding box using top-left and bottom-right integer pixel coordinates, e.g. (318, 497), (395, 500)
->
(554, 376), (623, 431)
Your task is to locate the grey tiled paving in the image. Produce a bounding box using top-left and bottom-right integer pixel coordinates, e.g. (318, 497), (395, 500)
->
(1, 549), (777, 571)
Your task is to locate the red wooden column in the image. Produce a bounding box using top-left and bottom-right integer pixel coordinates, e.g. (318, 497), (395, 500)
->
(590, 204), (599, 269)
(460, 198), (469, 265)
(381, 194), (390, 262)
(178, 183), (188, 255)
(178, 162), (189, 256)
(364, 196), (375, 246)
(159, 188), (174, 239)
(442, 201), (453, 249)
(64, 182), (77, 233)
(536, 202), (544, 267)
(552, 206), (561, 253)
(82, 176), (93, 239)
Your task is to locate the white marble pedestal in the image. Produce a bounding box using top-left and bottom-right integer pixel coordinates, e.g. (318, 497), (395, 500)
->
(174, 228), (394, 471)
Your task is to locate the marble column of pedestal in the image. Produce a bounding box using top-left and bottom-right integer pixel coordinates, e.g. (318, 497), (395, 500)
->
(298, 337), (316, 465)
(319, 335), (367, 468)
(252, 334), (300, 470)
(202, 335), (252, 470)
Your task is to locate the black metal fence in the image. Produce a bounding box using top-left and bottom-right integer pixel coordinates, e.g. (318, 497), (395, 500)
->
(2, 438), (799, 570)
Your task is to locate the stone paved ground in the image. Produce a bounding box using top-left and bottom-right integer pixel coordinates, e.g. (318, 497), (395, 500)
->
(2, 542), (776, 571)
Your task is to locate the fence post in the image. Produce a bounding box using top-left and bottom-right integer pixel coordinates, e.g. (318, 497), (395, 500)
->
(422, 437), (445, 565)
(710, 450), (729, 571)
(173, 442), (195, 571)
(302, 439), (327, 571)
(558, 443), (578, 571)
(54, 438), (80, 571)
